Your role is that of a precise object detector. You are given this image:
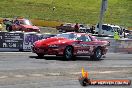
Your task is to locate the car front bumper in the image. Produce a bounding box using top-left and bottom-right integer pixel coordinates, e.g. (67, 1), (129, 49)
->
(32, 46), (64, 55)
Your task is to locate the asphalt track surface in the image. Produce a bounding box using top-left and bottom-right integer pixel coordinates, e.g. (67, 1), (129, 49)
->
(0, 52), (132, 88)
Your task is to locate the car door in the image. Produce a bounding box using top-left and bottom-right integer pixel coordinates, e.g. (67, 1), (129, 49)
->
(76, 35), (92, 55)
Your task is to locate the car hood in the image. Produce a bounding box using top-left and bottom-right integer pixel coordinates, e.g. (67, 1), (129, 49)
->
(22, 25), (39, 29)
(34, 37), (76, 47)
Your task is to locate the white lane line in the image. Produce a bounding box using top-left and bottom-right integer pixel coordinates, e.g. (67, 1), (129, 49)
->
(30, 74), (44, 77)
(0, 76), (8, 79)
(0, 70), (123, 79)
(70, 72), (81, 75)
(47, 73), (61, 76)
(70, 70), (122, 75)
(14, 75), (26, 78)
(98, 71), (120, 74)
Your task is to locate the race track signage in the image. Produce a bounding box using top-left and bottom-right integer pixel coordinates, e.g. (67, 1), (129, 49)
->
(23, 33), (40, 51)
(0, 32), (23, 49)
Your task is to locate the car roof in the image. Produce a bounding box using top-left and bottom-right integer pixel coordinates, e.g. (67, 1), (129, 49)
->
(60, 32), (92, 36)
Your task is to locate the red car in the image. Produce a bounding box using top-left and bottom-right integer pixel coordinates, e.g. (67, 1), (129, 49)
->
(10, 18), (40, 33)
(32, 32), (110, 60)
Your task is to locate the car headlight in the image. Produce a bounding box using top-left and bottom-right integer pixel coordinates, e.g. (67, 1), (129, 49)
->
(48, 45), (59, 48)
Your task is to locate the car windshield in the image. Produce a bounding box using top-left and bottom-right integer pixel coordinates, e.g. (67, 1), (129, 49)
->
(19, 20), (33, 25)
(112, 27), (121, 32)
(56, 33), (77, 39)
(56, 33), (91, 42)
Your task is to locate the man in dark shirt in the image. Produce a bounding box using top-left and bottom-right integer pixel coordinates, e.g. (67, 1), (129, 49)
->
(74, 23), (79, 32)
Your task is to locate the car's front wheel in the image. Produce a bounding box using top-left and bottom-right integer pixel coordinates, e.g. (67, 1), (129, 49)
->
(64, 46), (75, 60)
(90, 47), (102, 60)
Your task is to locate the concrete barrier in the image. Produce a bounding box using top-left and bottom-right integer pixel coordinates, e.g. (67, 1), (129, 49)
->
(115, 39), (132, 53)
(0, 32), (131, 53)
(0, 32), (56, 52)
(96, 37), (116, 52)
(96, 37), (132, 53)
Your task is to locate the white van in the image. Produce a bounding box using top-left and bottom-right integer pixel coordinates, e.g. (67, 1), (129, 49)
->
(95, 24), (123, 36)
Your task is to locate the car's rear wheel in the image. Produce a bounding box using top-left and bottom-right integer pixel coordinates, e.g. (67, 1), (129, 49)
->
(64, 46), (75, 60)
(90, 47), (102, 60)
(37, 53), (44, 58)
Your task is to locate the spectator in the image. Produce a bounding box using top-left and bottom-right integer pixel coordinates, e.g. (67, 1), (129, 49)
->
(14, 18), (20, 25)
(3, 19), (12, 32)
(114, 31), (120, 40)
(123, 28), (126, 38)
(90, 26), (95, 34)
(74, 23), (79, 32)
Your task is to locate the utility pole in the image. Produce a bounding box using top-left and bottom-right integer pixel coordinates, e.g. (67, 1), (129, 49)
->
(98, 0), (108, 35)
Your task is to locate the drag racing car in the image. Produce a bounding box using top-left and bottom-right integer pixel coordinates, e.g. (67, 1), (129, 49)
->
(5, 18), (40, 33)
(32, 32), (110, 60)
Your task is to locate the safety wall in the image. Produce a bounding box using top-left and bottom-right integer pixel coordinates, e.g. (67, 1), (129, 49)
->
(115, 39), (132, 53)
(0, 31), (132, 53)
(0, 32), (55, 51)
(96, 37), (116, 52)
(96, 37), (132, 53)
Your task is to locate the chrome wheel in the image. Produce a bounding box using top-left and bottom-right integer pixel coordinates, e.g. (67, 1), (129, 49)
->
(65, 46), (73, 60)
(90, 48), (102, 60)
(96, 49), (102, 59)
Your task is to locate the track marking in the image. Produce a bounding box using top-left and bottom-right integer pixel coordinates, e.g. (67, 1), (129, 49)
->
(70, 72), (81, 75)
(0, 76), (8, 79)
(98, 71), (120, 74)
(0, 70), (125, 79)
(14, 75), (26, 78)
(47, 73), (61, 76)
(30, 74), (43, 77)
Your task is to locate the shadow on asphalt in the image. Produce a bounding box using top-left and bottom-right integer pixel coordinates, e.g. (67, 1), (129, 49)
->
(29, 55), (104, 61)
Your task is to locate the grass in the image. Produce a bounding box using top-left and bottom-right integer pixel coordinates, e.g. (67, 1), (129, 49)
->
(0, 0), (131, 27)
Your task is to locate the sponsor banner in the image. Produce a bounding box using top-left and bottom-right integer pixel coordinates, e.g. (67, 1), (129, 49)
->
(23, 33), (53, 51)
(0, 32), (23, 49)
(23, 33), (41, 51)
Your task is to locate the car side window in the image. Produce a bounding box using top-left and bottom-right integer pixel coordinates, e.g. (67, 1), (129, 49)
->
(77, 35), (86, 42)
(85, 36), (92, 42)
(77, 35), (91, 42)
